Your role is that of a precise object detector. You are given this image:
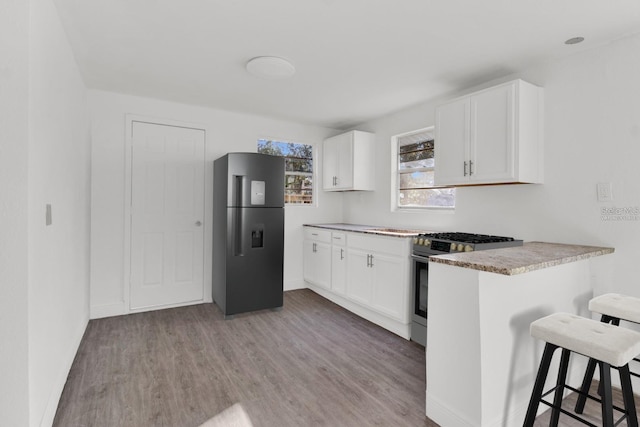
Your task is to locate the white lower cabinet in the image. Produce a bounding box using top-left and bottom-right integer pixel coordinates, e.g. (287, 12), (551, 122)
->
(346, 234), (409, 323)
(330, 233), (347, 296)
(303, 229), (331, 290)
(303, 226), (412, 338)
(345, 248), (372, 305)
(370, 253), (406, 321)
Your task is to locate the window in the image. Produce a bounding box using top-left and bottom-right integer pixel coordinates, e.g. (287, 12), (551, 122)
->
(257, 139), (313, 205)
(395, 127), (455, 208)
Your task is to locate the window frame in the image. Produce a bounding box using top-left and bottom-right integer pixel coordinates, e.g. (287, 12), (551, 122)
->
(257, 138), (316, 207)
(390, 126), (455, 211)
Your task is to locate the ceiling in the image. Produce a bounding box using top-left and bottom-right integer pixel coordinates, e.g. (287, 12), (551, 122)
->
(53, 0), (640, 130)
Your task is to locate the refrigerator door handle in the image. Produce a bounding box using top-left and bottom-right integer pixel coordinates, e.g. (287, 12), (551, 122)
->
(233, 175), (245, 206)
(232, 175), (245, 256)
(233, 208), (244, 256)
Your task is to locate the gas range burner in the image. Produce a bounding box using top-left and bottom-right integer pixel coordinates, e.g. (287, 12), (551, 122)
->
(413, 232), (523, 255)
(421, 232), (517, 244)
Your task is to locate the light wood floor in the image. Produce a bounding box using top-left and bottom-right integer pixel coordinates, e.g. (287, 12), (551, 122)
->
(54, 289), (638, 427)
(533, 382), (638, 427)
(54, 289), (434, 426)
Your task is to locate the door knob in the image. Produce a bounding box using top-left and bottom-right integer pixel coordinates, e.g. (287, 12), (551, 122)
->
(195, 221), (202, 227)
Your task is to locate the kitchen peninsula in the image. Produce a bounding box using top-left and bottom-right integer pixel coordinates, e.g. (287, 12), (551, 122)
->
(426, 242), (614, 427)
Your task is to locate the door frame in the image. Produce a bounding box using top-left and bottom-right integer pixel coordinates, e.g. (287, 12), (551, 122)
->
(124, 114), (211, 314)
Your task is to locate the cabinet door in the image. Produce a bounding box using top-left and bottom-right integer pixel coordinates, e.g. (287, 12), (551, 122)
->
(434, 98), (470, 185)
(370, 253), (406, 321)
(303, 240), (331, 289)
(323, 132), (355, 191)
(331, 245), (347, 295)
(335, 134), (354, 189)
(322, 137), (339, 190)
(346, 248), (372, 305)
(470, 82), (515, 183)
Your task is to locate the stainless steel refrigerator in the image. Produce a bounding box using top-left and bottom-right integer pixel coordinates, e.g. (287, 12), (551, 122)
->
(213, 152), (285, 317)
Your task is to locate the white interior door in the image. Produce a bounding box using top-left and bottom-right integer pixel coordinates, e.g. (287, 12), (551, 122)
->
(130, 121), (205, 310)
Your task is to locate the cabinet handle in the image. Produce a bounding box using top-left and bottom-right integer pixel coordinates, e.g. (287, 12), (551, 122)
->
(469, 160), (474, 176)
(464, 161), (468, 177)
(312, 242), (316, 253)
(340, 248), (344, 260)
(366, 254), (374, 267)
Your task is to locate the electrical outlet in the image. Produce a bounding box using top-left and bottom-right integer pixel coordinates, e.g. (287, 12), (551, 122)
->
(596, 182), (613, 202)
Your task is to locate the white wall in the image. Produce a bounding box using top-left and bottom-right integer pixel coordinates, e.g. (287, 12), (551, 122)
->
(343, 33), (640, 299)
(88, 90), (343, 318)
(27, 0), (92, 425)
(1, 0), (91, 425)
(0, 0), (31, 425)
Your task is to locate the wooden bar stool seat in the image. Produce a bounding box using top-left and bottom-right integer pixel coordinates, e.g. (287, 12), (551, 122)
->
(524, 312), (640, 427)
(575, 293), (640, 415)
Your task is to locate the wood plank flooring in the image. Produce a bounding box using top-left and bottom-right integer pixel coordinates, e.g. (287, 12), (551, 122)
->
(54, 289), (639, 426)
(54, 289), (434, 426)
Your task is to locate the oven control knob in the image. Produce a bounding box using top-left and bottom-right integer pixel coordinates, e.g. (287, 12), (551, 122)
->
(457, 243), (464, 252)
(418, 238), (424, 245)
(424, 239), (430, 246)
(413, 237), (418, 244)
(464, 245), (473, 252)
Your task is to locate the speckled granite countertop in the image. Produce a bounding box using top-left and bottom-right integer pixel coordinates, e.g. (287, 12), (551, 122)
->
(429, 242), (614, 275)
(304, 223), (429, 238)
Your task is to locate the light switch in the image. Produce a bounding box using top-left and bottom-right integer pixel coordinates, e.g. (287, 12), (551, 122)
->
(46, 204), (52, 226)
(596, 182), (613, 202)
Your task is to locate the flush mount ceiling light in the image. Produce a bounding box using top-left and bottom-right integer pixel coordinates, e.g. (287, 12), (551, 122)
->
(246, 56), (296, 79)
(565, 36), (585, 45)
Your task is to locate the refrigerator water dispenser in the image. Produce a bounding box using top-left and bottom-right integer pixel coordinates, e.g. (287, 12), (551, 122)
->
(251, 226), (264, 248)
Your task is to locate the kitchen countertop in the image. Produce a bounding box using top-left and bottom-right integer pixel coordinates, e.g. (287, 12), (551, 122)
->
(304, 223), (428, 238)
(429, 241), (614, 275)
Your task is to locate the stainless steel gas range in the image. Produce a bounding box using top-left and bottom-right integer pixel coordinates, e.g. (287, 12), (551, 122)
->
(410, 232), (523, 347)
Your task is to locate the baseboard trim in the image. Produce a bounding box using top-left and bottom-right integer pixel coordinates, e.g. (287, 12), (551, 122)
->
(90, 302), (126, 319)
(426, 394), (476, 427)
(284, 279), (307, 291)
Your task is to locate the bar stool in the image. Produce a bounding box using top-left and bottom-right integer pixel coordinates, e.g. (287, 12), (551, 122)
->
(523, 312), (640, 427)
(575, 293), (640, 415)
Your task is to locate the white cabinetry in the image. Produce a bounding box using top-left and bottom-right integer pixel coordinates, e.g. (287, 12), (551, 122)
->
(303, 228), (331, 290)
(322, 130), (375, 191)
(303, 226), (413, 338)
(330, 232), (347, 296)
(434, 79), (543, 186)
(346, 234), (409, 322)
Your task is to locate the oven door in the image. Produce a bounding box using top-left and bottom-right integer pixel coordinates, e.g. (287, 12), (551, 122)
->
(411, 254), (429, 326)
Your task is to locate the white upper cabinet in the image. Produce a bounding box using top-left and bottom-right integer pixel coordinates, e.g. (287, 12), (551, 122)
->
(322, 130), (375, 191)
(434, 79), (543, 186)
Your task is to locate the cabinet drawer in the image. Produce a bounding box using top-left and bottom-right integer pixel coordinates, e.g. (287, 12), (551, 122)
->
(331, 232), (346, 246)
(348, 233), (408, 256)
(304, 227), (331, 243)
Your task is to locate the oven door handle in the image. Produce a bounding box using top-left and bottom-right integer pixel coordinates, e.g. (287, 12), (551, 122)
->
(411, 254), (431, 263)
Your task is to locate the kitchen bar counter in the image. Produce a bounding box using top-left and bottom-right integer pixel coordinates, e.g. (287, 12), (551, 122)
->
(304, 223), (427, 238)
(426, 242), (615, 427)
(429, 241), (614, 275)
